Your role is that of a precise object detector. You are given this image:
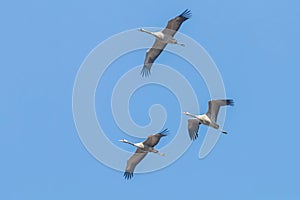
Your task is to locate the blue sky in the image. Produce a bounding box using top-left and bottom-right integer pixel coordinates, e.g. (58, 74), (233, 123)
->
(1, 0), (300, 199)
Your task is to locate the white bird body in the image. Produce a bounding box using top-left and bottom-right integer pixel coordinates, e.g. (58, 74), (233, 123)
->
(183, 99), (234, 140)
(134, 142), (144, 149)
(195, 114), (211, 125)
(183, 113), (218, 129)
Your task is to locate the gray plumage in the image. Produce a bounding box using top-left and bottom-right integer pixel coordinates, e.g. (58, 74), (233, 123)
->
(183, 99), (234, 140)
(162, 9), (191, 36)
(188, 119), (201, 141)
(141, 41), (167, 77)
(120, 129), (168, 179)
(140, 9), (191, 77)
(124, 149), (147, 180)
(206, 99), (234, 122)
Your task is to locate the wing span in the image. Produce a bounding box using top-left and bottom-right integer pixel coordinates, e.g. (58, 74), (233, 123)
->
(143, 128), (168, 147)
(206, 99), (234, 122)
(162, 9), (191, 37)
(124, 149), (148, 180)
(141, 40), (167, 77)
(188, 119), (201, 141)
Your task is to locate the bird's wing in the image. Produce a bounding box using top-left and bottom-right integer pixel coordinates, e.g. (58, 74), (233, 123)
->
(162, 9), (191, 37)
(206, 99), (234, 122)
(124, 149), (148, 180)
(141, 39), (167, 77)
(188, 119), (201, 141)
(143, 128), (168, 147)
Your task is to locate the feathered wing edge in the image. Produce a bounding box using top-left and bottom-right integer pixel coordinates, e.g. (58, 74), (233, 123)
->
(123, 129), (169, 179)
(179, 9), (192, 19)
(124, 149), (148, 180)
(159, 128), (169, 136)
(141, 40), (167, 77)
(141, 63), (152, 77)
(206, 99), (234, 122)
(188, 119), (201, 141)
(123, 171), (133, 180)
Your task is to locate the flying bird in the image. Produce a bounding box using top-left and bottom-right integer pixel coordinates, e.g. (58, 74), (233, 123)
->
(139, 9), (191, 77)
(183, 99), (234, 140)
(119, 129), (168, 179)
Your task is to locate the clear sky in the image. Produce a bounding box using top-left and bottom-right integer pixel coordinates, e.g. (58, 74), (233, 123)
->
(1, 0), (300, 199)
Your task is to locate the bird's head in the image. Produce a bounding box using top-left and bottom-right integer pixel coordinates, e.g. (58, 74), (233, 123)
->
(138, 28), (145, 32)
(119, 139), (128, 143)
(182, 111), (190, 115)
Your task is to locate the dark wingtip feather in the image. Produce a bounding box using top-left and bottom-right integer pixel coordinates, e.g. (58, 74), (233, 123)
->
(180, 9), (192, 19)
(124, 172), (133, 180)
(141, 66), (151, 77)
(159, 128), (169, 136)
(226, 99), (234, 106)
(191, 132), (198, 141)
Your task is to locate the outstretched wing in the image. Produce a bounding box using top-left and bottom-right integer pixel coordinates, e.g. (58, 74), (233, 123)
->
(143, 128), (168, 147)
(124, 149), (148, 180)
(141, 39), (167, 77)
(188, 119), (201, 141)
(206, 99), (234, 122)
(162, 9), (191, 37)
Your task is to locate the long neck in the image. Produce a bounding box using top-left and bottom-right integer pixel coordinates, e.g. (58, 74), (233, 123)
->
(123, 140), (135, 146)
(141, 29), (155, 36)
(186, 113), (198, 118)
